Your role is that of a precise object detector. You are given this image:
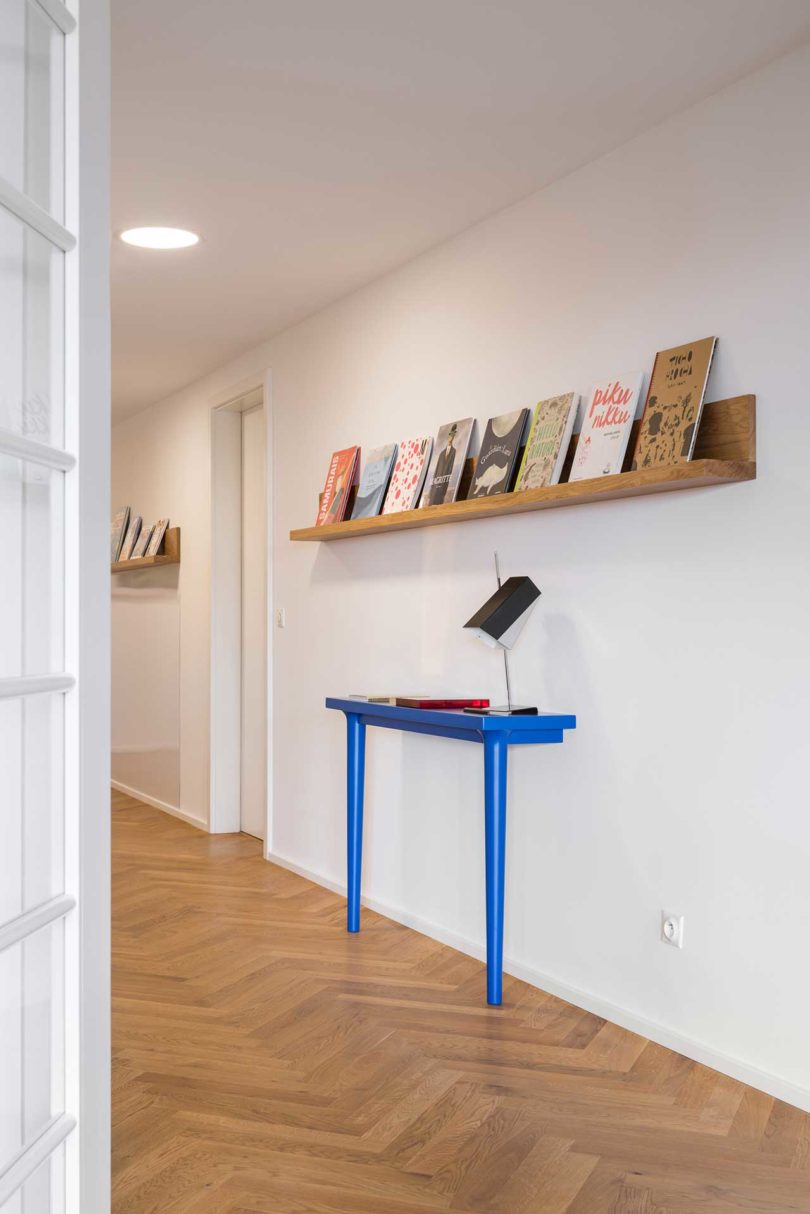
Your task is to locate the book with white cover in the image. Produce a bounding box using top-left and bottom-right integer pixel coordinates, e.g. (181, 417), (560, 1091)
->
(119, 515), (142, 561)
(131, 524), (153, 559)
(111, 506), (130, 562)
(569, 372), (644, 481)
(146, 518), (169, 556)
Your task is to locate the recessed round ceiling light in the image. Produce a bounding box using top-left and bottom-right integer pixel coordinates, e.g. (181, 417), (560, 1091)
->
(120, 227), (200, 249)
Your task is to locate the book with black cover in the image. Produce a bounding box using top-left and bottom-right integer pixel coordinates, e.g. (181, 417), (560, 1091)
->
(467, 408), (529, 498)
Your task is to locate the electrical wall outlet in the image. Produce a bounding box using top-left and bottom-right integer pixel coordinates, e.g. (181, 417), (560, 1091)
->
(276, 607), (286, 628)
(661, 912), (685, 948)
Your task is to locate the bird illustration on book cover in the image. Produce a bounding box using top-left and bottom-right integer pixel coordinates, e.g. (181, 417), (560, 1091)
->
(382, 436), (433, 513)
(468, 409), (529, 498)
(631, 338), (716, 470)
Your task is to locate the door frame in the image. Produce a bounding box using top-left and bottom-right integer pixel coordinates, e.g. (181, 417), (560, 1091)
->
(209, 371), (273, 850)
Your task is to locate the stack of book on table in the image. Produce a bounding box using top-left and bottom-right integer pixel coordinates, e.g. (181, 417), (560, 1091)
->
(349, 695), (490, 709)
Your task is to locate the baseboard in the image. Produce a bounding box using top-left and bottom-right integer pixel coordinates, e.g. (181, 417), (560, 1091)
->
(267, 849), (810, 1114)
(111, 780), (207, 831)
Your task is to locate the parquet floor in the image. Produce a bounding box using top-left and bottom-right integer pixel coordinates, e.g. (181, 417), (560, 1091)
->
(112, 790), (810, 1213)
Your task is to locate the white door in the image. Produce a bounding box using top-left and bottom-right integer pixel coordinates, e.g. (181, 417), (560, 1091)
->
(0, 1), (109, 1211)
(240, 406), (267, 840)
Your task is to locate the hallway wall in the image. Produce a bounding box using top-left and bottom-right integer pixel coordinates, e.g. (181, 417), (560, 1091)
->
(112, 43), (810, 1107)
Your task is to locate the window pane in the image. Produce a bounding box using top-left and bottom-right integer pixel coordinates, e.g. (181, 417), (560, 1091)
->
(0, 693), (65, 923)
(0, 921), (65, 1177)
(0, 208), (65, 447)
(0, 455), (64, 679)
(0, 0), (65, 222)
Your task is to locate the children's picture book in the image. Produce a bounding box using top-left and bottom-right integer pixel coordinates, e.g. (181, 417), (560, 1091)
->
(119, 515), (143, 561)
(146, 518), (169, 557)
(315, 447), (360, 526)
(131, 525), (154, 559)
(420, 417), (475, 507)
(350, 444), (398, 520)
(467, 408), (529, 498)
(569, 373), (644, 481)
(631, 337), (717, 470)
(382, 437), (433, 514)
(515, 393), (579, 490)
(111, 506), (130, 562)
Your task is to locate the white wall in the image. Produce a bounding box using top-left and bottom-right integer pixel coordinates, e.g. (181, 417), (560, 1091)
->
(112, 43), (810, 1107)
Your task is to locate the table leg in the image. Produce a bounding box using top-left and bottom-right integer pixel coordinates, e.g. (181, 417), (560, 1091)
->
(346, 712), (366, 933)
(483, 732), (508, 1005)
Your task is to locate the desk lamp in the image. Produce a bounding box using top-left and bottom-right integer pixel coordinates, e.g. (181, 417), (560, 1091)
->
(463, 553), (540, 715)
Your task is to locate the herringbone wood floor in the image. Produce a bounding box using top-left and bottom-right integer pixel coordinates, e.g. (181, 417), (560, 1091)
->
(112, 791), (810, 1213)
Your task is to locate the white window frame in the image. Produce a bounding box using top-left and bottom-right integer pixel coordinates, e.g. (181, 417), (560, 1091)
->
(0, 0), (110, 1209)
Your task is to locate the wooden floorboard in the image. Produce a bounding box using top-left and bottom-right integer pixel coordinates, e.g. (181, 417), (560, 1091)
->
(112, 790), (810, 1213)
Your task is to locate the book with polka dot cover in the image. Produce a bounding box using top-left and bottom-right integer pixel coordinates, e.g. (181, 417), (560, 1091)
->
(381, 436), (433, 514)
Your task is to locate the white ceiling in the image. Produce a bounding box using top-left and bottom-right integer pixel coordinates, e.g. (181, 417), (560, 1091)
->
(112, 0), (810, 421)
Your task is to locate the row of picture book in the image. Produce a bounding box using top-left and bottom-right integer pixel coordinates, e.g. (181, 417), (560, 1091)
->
(110, 507), (170, 563)
(315, 336), (717, 526)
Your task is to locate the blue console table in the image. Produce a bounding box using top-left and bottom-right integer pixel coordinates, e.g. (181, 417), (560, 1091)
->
(326, 697), (576, 1005)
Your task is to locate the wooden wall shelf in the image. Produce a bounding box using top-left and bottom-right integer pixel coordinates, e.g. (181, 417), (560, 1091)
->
(112, 526), (181, 572)
(290, 395), (756, 543)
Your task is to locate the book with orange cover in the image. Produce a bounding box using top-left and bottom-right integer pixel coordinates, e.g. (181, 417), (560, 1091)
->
(631, 337), (716, 470)
(315, 446), (360, 526)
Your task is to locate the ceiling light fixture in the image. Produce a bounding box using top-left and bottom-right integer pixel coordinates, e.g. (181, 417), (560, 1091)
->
(120, 227), (200, 249)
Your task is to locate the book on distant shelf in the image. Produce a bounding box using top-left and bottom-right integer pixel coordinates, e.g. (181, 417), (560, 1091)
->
(316, 447), (360, 526)
(569, 373), (644, 481)
(420, 417), (474, 507)
(146, 518), (169, 557)
(382, 437), (433, 514)
(111, 506), (130, 563)
(515, 392), (579, 490)
(131, 525), (153, 559)
(119, 515), (143, 561)
(349, 695), (491, 709)
(631, 337), (717, 470)
(350, 444), (398, 519)
(467, 408), (529, 498)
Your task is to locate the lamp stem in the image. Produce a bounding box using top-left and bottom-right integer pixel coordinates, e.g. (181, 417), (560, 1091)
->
(494, 551), (512, 711)
(503, 648), (513, 713)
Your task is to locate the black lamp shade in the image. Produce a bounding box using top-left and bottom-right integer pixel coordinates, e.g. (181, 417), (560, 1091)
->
(463, 576), (541, 650)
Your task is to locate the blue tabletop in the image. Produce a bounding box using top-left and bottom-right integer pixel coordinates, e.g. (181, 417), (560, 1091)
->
(326, 697), (575, 739)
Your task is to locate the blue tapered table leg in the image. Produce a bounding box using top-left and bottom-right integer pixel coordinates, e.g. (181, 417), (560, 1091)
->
(483, 731), (508, 1005)
(346, 712), (366, 933)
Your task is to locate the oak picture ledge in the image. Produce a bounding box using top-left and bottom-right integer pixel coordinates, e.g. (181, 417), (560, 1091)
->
(290, 395), (756, 543)
(111, 526), (181, 573)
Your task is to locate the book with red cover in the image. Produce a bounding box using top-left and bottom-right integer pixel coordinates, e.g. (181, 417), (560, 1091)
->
(395, 697), (490, 710)
(315, 446), (360, 526)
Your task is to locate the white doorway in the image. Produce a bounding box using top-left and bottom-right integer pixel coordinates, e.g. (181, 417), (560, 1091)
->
(210, 380), (272, 842)
(240, 405), (267, 840)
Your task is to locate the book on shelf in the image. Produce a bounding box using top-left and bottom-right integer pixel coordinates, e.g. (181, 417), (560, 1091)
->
(631, 337), (717, 470)
(131, 524), (154, 559)
(381, 437), (433, 514)
(348, 695), (491, 709)
(569, 373), (644, 481)
(515, 392), (579, 490)
(315, 447), (360, 526)
(350, 444), (398, 519)
(467, 408), (529, 498)
(110, 507), (130, 563)
(420, 417), (475, 507)
(119, 515), (143, 561)
(146, 518), (169, 557)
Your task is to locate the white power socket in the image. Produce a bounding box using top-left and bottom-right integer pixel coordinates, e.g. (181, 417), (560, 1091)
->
(276, 607), (286, 629)
(661, 912), (685, 949)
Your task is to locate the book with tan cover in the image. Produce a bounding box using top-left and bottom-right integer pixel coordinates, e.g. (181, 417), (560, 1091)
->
(631, 337), (717, 470)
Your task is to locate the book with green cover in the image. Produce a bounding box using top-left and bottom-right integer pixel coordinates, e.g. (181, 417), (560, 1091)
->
(515, 392), (579, 491)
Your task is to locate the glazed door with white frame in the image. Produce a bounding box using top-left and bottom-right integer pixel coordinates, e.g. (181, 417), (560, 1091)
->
(0, 0), (91, 1209)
